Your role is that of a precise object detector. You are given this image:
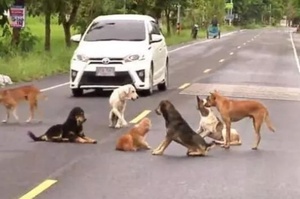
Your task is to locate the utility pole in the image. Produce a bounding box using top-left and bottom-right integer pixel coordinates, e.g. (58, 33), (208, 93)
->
(269, 4), (272, 25)
(123, 0), (126, 14)
(176, 3), (181, 35)
(229, 0), (233, 26)
(177, 3), (181, 24)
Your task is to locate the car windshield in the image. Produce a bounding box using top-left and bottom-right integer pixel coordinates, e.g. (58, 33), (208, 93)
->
(83, 19), (146, 42)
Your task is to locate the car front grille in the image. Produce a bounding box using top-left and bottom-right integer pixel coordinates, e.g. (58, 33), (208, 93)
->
(79, 71), (133, 86)
(89, 57), (123, 65)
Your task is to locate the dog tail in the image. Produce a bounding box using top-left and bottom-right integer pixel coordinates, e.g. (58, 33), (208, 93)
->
(27, 131), (46, 142)
(38, 92), (48, 101)
(264, 112), (275, 133)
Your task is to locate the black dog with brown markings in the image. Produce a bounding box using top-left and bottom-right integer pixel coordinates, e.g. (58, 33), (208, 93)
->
(152, 100), (215, 156)
(27, 107), (97, 144)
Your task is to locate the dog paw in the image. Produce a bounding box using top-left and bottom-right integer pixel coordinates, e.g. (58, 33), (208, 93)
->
(221, 145), (230, 149)
(1, 120), (7, 123)
(26, 120), (31, 123)
(92, 140), (97, 144)
(108, 124), (115, 128)
(115, 124), (122, 128)
(152, 150), (163, 155)
(251, 147), (258, 150)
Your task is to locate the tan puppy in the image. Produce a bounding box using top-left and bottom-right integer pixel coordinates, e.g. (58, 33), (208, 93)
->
(0, 85), (47, 123)
(196, 96), (242, 146)
(205, 90), (275, 150)
(115, 117), (151, 151)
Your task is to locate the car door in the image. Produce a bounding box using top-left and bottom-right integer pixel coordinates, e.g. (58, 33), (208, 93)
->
(149, 21), (165, 82)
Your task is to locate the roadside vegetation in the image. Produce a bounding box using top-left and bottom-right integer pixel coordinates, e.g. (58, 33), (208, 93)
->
(0, 0), (294, 82)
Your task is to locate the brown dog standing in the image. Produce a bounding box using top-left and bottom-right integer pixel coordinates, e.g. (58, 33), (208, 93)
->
(205, 90), (275, 150)
(115, 117), (152, 151)
(0, 85), (47, 123)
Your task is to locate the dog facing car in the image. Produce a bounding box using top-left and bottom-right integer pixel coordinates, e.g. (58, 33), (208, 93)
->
(116, 117), (152, 151)
(196, 96), (242, 146)
(0, 85), (47, 123)
(205, 90), (275, 150)
(152, 100), (215, 156)
(109, 84), (139, 128)
(27, 107), (97, 144)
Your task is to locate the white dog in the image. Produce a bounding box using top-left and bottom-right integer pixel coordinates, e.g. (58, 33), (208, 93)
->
(109, 84), (139, 128)
(0, 74), (13, 87)
(196, 96), (242, 146)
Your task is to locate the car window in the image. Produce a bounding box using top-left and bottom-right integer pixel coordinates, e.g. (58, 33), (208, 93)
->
(150, 21), (161, 35)
(83, 19), (146, 42)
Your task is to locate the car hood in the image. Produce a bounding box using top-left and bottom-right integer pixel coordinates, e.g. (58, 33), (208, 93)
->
(76, 40), (147, 58)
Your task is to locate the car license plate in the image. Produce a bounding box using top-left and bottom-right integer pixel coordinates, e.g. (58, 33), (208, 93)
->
(96, 67), (115, 76)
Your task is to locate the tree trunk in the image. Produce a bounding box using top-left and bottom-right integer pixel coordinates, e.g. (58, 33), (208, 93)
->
(63, 22), (71, 47)
(45, 11), (51, 51)
(11, 27), (21, 46)
(165, 9), (171, 36)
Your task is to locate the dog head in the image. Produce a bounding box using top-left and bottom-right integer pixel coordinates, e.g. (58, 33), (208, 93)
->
(155, 100), (173, 115)
(205, 90), (220, 107)
(196, 96), (210, 116)
(136, 117), (152, 136)
(118, 84), (139, 101)
(68, 107), (87, 125)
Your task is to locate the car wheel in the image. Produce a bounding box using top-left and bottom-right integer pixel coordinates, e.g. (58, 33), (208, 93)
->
(72, 88), (83, 97)
(157, 60), (168, 91)
(142, 67), (154, 96)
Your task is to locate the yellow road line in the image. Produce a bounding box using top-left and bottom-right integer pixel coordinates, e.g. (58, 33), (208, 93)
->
(178, 83), (190, 89)
(130, 110), (151, 124)
(19, 179), (57, 199)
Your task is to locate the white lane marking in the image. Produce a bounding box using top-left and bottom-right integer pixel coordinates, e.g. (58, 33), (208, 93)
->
(219, 59), (225, 63)
(237, 46), (241, 49)
(39, 30), (244, 92)
(41, 82), (69, 92)
(289, 31), (300, 73)
(243, 43), (246, 45)
(230, 52), (234, 55)
(203, 69), (211, 73)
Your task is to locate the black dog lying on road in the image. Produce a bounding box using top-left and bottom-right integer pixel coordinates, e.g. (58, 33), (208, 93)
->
(152, 100), (215, 156)
(27, 107), (97, 144)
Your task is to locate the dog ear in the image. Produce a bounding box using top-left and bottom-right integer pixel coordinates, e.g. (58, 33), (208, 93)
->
(125, 86), (131, 94)
(196, 95), (200, 102)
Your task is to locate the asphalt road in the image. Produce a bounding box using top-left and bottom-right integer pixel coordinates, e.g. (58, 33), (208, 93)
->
(1, 27), (300, 199)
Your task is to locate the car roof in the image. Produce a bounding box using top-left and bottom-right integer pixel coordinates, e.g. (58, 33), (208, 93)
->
(93, 14), (156, 22)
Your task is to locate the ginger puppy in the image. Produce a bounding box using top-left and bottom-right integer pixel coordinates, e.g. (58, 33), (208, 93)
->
(116, 117), (152, 151)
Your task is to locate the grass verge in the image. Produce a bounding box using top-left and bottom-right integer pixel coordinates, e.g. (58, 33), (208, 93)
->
(0, 17), (239, 82)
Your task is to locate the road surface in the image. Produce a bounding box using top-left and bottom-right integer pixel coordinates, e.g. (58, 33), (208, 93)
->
(1, 27), (300, 199)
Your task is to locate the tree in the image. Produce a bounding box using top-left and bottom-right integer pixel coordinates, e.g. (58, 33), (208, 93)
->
(57, 0), (81, 47)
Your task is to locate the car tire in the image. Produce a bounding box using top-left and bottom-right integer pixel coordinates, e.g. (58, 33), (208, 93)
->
(157, 59), (168, 91)
(142, 66), (154, 96)
(72, 88), (83, 97)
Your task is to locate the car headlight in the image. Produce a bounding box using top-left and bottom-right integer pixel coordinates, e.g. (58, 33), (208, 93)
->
(74, 54), (89, 62)
(124, 54), (145, 63)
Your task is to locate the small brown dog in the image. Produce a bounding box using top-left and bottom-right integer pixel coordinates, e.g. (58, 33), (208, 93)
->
(0, 85), (47, 123)
(205, 90), (275, 150)
(115, 117), (152, 151)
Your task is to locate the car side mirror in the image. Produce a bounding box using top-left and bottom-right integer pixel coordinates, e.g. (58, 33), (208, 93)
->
(71, 34), (82, 43)
(150, 34), (163, 44)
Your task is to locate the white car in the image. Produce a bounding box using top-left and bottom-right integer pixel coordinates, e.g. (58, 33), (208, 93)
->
(69, 14), (169, 97)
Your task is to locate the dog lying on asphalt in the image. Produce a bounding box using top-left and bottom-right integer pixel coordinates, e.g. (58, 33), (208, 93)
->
(27, 107), (97, 144)
(115, 117), (152, 151)
(205, 90), (275, 150)
(0, 74), (13, 87)
(109, 84), (139, 128)
(0, 85), (47, 123)
(152, 100), (215, 156)
(196, 96), (242, 146)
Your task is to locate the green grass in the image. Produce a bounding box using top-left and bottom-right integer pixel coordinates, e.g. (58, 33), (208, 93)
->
(0, 17), (238, 82)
